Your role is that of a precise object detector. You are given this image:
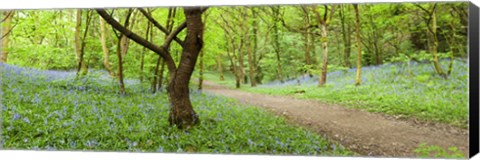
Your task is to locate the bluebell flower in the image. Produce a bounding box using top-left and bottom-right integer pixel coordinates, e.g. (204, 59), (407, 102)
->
(13, 113), (21, 120)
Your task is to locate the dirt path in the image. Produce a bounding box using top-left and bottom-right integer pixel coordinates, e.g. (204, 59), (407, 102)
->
(201, 81), (469, 157)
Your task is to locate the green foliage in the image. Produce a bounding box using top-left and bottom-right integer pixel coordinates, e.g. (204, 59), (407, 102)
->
(414, 143), (464, 158)
(1, 64), (352, 156)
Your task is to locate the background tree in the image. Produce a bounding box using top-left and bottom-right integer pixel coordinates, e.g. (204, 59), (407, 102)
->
(414, 3), (447, 79)
(354, 4), (362, 86)
(1, 11), (14, 63)
(74, 9), (92, 76)
(311, 4), (336, 87)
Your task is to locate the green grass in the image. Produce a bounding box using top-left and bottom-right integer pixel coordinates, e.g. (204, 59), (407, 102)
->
(1, 64), (353, 156)
(204, 60), (469, 128)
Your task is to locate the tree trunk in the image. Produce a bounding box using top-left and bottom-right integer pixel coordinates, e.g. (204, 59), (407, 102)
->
(217, 54), (224, 81)
(339, 5), (351, 68)
(142, 19), (154, 83)
(116, 36), (126, 94)
(430, 7), (447, 79)
(273, 22), (284, 83)
(99, 16), (115, 76)
(167, 8), (204, 129)
(247, 21), (256, 87)
(158, 59), (166, 91)
(96, 7), (206, 129)
(354, 4), (362, 86)
(75, 9), (88, 76)
(1, 11), (14, 63)
(303, 30), (313, 75)
(152, 56), (162, 93)
(318, 24), (328, 87)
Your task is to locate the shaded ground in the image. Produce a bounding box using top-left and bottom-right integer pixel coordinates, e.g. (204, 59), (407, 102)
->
(201, 80), (469, 157)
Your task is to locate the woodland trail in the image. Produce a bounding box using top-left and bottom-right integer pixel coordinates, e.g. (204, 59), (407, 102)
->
(201, 80), (469, 157)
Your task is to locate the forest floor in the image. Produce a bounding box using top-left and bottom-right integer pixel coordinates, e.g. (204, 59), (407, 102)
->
(201, 80), (469, 157)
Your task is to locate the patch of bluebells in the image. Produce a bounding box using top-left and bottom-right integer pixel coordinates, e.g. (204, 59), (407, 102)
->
(1, 63), (351, 156)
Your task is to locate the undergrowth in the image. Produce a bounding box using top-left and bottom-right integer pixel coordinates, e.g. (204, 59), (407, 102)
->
(0, 63), (352, 156)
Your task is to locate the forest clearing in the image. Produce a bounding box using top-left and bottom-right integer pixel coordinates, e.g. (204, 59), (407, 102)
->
(0, 2), (469, 159)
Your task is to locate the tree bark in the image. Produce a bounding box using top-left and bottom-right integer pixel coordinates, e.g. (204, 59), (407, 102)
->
(167, 8), (204, 128)
(314, 5), (335, 87)
(354, 4), (362, 86)
(430, 7), (447, 79)
(272, 7), (284, 83)
(1, 11), (14, 63)
(318, 24), (328, 87)
(75, 9), (88, 76)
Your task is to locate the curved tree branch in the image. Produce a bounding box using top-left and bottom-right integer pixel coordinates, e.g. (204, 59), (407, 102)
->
(96, 9), (177, 72)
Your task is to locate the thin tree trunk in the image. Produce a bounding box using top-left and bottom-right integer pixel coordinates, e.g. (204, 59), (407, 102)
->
(116, 36), (126, 94)
(139, 21), (150, 82)
(247, 14), (256, 87)
(303, 30), (313, 75)
(158, 59), (166, 91)
(159, 8), (176, 91)
(75, 9), (88, 76)
(339, 5), (351, 68)
(1, 11), (14, 63)
(273, 22), (284, 83)
(152, 56), (161, 93)
(99, 16), (115, 76)
(217, 54), (224, 81)
(354, 4), (362, 86)
(430, 7), (447, 79)
(318, 24), (328, 87)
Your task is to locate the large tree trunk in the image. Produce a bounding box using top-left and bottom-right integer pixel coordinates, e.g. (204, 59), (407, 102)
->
(318, 24), (328, 87)
(97, 7), (205, 129)
(1, 11), (14, 63)
(167, 8), (204, 129)
(354, 4), (362, 86)
(99, 16), (115, 76)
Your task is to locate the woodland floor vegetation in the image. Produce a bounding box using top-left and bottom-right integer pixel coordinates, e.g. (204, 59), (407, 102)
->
(1, 64), (353, 155)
